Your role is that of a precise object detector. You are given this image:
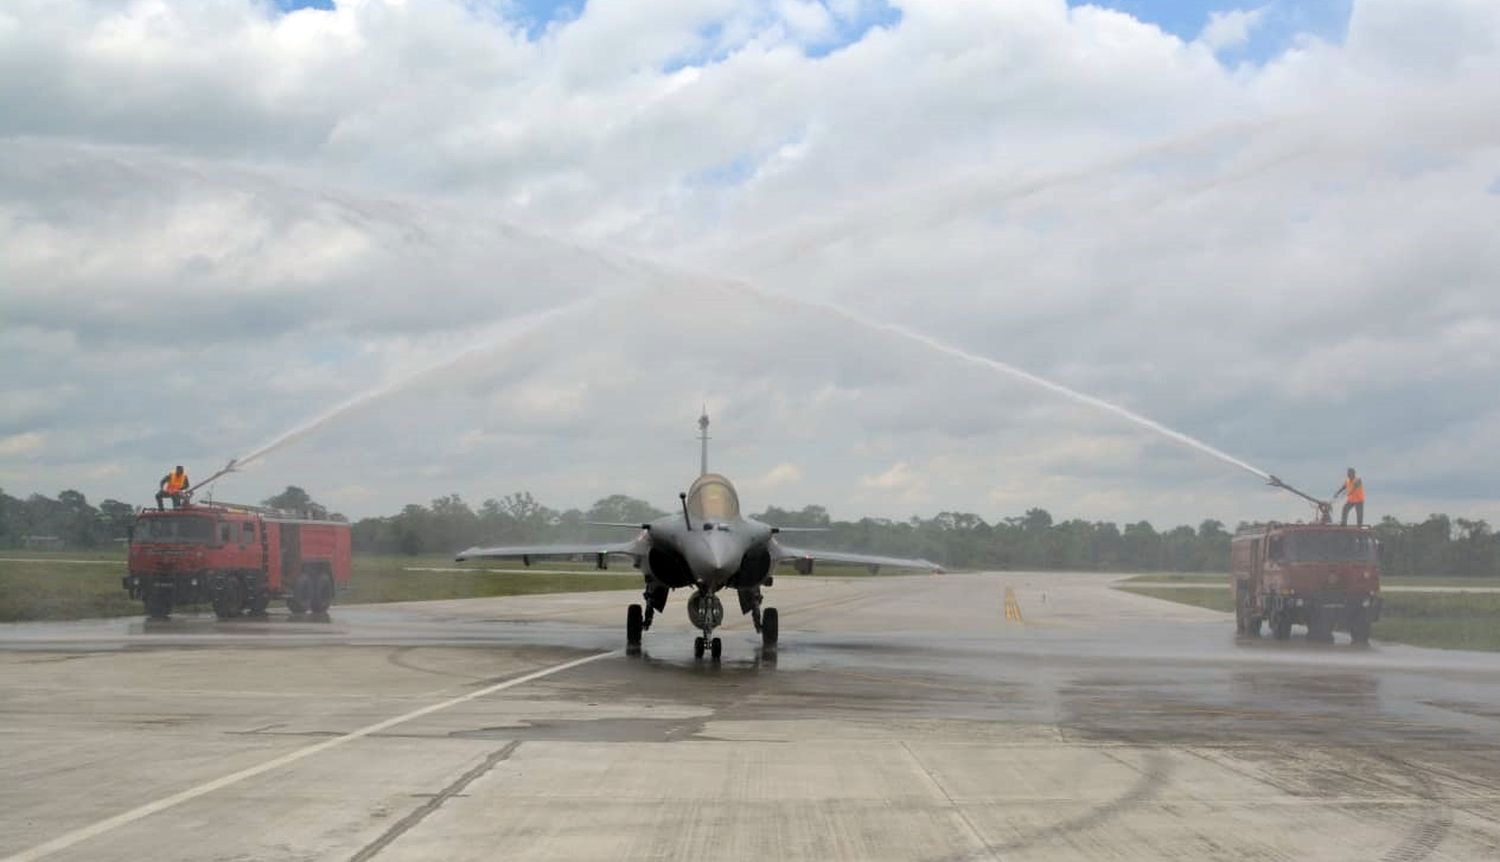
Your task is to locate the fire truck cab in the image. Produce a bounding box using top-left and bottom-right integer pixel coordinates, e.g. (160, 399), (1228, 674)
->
(1231, 523), (1381, 644)
(124, 502), (351, 620)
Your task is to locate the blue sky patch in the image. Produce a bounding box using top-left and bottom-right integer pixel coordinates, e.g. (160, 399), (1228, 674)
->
(1069, 0), (1353, 63)
(686, 154), (758, 189)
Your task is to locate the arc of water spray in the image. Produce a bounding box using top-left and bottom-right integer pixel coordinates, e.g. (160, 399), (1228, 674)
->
(183, 111), (1288, 494)
(190, 296), (607, 497)
(725, 280), (1273, 482)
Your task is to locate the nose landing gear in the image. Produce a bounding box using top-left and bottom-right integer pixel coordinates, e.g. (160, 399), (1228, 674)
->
(688, 590), (725, 662)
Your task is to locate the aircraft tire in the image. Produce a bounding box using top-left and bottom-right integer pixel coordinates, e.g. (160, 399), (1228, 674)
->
(627, 604), (643, 646)
(762, 607), (779, 647)
(710, 637), (722, 661)
(693, 637), (706, 659)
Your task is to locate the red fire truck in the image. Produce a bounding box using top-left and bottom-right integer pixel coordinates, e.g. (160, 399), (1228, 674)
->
(1231, 523), (1381, 644)
(123, 502), (351, 620)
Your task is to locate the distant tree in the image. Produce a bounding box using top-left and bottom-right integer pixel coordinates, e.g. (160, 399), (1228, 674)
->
(98, 499), (136, 543)
(262, 486), (327, 518)
(1020, 508), (1053, 532)
(754, 505), (831, 528)
(587, 495), (665, 525)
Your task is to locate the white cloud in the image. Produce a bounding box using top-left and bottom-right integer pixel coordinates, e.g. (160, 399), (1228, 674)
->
(1198, 7), (1267, 52)
(2, 0), (1499, 530)
(0, 432), (45, 458)
(741, 462), (803, 492)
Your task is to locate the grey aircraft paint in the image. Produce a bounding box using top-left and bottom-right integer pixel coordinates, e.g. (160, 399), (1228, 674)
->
(455, 415), (938, 659)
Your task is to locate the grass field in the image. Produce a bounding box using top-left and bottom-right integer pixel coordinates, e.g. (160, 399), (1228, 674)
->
(0, 553), (643, 622)
(0, 551), (886, 622)
(1118, 585), (1500, 652)
(1118, 572), (1500, 589)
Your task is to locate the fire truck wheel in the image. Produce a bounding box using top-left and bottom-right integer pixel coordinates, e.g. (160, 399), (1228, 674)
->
(144, 592), (172, 620)
(309, 571), (334, 615)
(1272, 613), (1292, 640)
(246, 591), (270, 617)
(1306, 610), (1334, 643)
(1349, 611), (1371, 645)
(289, 574), (312, 614)
(213, 576), (244, 620)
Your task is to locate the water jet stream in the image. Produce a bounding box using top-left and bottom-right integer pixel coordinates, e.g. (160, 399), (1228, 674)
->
(191, 295), (608, 495)
(727, 280), (1272, 482)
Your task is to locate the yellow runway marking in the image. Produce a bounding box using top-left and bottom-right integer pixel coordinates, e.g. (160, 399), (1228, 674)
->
(1004, 586), (1024, 623)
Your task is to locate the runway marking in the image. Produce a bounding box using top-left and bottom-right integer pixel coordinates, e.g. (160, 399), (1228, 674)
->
(1004, 587), (1024, 623)
(0, 650), (616, 862)
(0, 558), (117, 566)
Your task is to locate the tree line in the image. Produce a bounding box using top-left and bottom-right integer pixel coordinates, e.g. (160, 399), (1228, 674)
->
(3, 486), (1497, 579)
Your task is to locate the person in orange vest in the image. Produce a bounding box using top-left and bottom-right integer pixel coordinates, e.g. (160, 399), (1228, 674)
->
(1332, 467), (1365, 527)
(156, 465), (190, 511)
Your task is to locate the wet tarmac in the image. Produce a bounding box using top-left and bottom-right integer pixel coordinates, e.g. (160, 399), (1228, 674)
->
(2, 572), (1498, 861)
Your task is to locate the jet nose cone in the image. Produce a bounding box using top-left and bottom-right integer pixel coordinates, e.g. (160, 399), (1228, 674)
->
(687, 531), (742, 585)
(707, 533), (738, 573)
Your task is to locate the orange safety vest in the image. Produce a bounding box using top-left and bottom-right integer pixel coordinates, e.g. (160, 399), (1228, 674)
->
(165, 471), (188, 493)
(1345, 477), (1365, 504)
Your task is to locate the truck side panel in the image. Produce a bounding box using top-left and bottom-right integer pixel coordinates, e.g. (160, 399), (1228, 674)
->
(264, 521), (285, 591)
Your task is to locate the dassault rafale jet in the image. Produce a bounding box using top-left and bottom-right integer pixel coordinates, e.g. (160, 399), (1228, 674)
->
(456, 412), (940, 660)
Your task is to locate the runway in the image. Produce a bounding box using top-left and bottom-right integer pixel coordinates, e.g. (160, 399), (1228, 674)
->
(3, 573), (1499, 861)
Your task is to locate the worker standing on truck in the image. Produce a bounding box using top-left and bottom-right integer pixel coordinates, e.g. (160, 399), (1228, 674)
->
(156, 465), (190, 511)
(1332, 467), (1365, 527)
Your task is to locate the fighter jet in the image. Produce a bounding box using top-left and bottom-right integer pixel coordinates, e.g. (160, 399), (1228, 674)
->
(455, 412), (940, 660)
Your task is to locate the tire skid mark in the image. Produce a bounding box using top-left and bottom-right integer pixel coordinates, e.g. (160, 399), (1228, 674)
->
(385, 646), (487, 680)
(1374, 752), (1454, 862)
(926, 747), (1176, 862)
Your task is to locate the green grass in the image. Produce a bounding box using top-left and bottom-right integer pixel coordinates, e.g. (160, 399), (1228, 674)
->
(1117, 572), (1500, 589)
(346, 557), (638, 604)
(0, 552), (897, 622)
(1119, 586), (1236, 612)
(1119, 585), (1500, 651)
(0, 554), (640, 622)
(0, 559), (141, 621)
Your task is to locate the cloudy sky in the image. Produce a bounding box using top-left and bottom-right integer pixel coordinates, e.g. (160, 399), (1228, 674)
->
(2, 0), (1498, 529)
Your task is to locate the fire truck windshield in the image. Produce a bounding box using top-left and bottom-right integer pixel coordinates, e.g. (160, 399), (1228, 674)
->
(1285, 531), (1378, 563)
(133, 516), (216, 544)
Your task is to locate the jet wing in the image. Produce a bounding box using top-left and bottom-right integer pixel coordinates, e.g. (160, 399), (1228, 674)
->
(455, 537), (647, 563)
(770, 540), (942, 573)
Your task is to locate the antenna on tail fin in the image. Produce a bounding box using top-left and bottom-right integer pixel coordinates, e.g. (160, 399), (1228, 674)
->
(698, 407), (711, 477)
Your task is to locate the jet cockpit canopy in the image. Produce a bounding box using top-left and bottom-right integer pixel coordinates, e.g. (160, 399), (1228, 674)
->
(686, 473), (740, 522)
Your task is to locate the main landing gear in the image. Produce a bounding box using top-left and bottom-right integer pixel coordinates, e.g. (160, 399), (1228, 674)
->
(626, 602), (653, 654)
(750, 604), (779, 650)
(625, 590), (780, 661)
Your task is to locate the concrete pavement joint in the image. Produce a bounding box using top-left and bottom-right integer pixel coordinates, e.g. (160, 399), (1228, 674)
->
(0, 650), (616, 862)
(899, 741), (1004, 862)
(348, 740), (522, 862)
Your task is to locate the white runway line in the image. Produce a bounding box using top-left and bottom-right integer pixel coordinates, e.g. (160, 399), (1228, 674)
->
(0, 558), (118, 566)
(1, 650), (617, 862)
